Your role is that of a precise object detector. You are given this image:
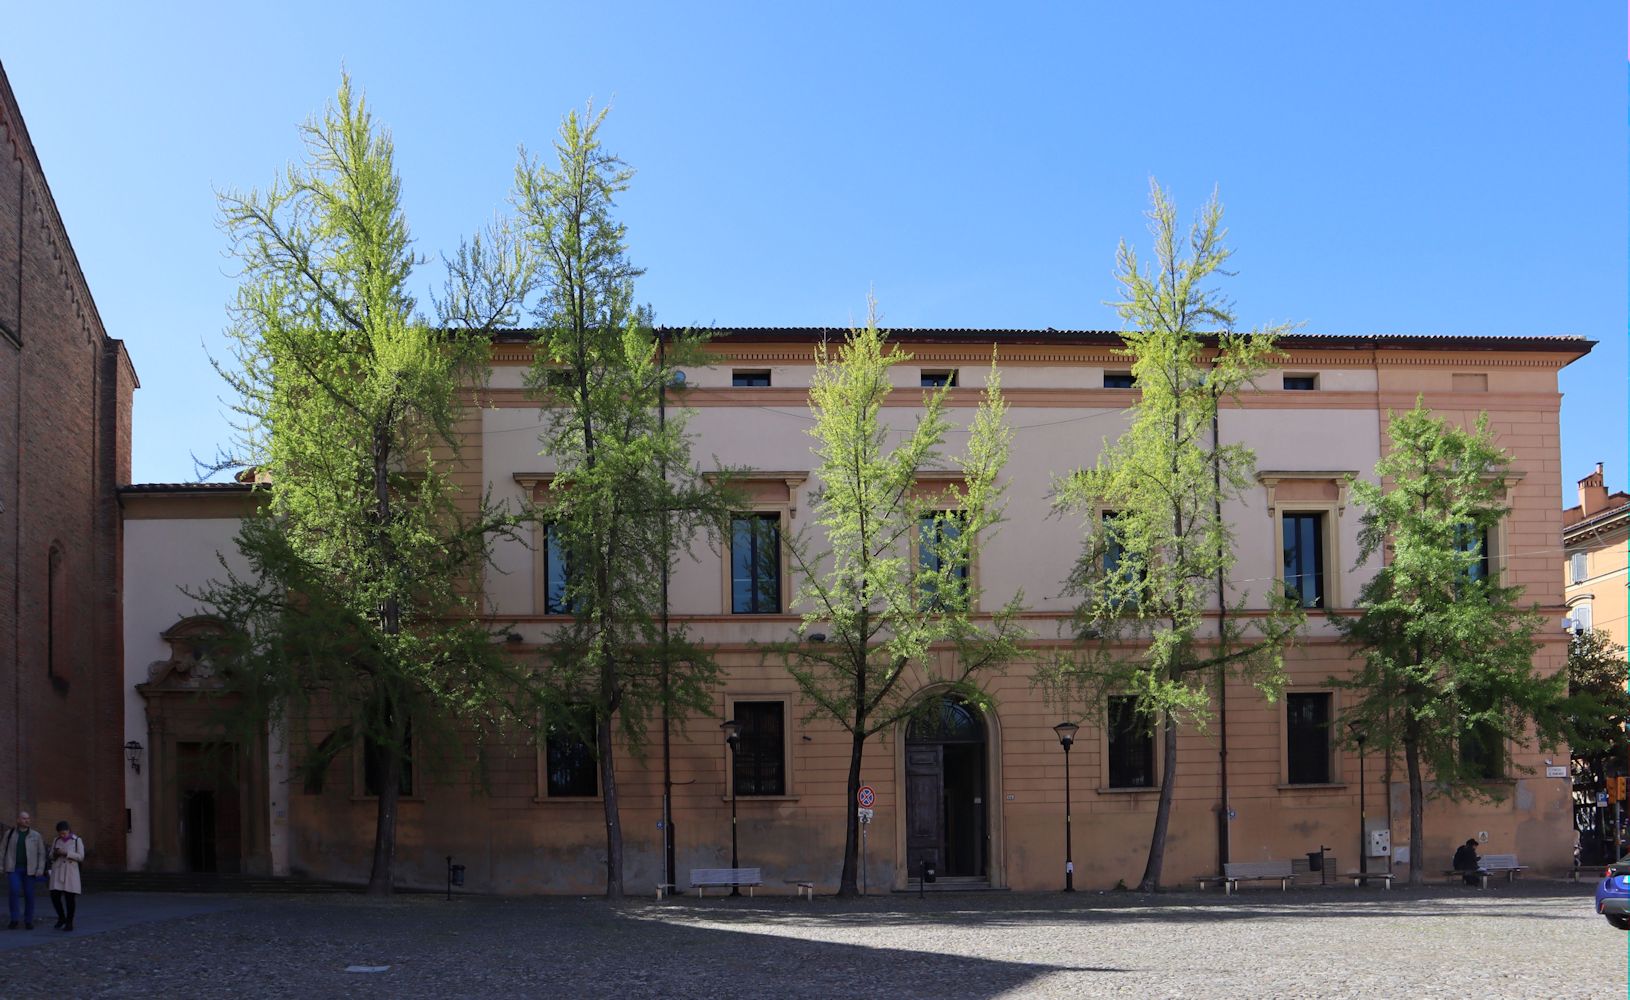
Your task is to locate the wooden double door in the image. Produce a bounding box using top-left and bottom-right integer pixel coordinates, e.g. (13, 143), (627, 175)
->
(905, 698), (989, 879)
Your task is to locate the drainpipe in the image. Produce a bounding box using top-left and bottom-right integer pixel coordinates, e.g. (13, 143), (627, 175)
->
(657, 329), (675, 895)
(1212, 372), (1230, 872)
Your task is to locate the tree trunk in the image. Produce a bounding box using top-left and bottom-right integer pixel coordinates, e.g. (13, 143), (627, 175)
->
(598, 711), (623, 900)
(837, 726), (866, 898)
(366, 708), (405, 895)
(1138, 709), (1179, 892)
(1404, 730), (1425, 887)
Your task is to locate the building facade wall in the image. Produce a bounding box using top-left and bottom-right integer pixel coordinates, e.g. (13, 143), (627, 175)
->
(197, 334), (1582, 893)
(0, 63), (133, 865)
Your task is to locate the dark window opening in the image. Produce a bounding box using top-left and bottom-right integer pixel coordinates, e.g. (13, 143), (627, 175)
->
(732, 370), (772, 387)
(731, 513), (782, 614)
(921, 370), (958, 388)
(1282, 512), (1327, 608)
(1104, 371), (1137, 389)
(541, 368), (576, 392)
(731, 701), (786, 796)
(1107, 696), (1155, 788)
(1283, 374), (1318, 391)
(363, 720), (414, 797)
(1286, 692), (1332, 784)
(546, 706), (599, 797)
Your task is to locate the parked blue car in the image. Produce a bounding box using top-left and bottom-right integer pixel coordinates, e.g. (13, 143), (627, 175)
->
(1595, 856), (1630, 929)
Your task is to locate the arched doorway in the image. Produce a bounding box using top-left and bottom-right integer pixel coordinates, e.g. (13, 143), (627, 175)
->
(905, 696), (988, 879)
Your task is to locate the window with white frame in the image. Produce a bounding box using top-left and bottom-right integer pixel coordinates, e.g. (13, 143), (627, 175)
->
(1571, 552), (1589, 584)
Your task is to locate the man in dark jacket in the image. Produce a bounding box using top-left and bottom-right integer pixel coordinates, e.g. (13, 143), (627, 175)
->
(1452, 838), (1483, 886)
(1, 812), (45, 929)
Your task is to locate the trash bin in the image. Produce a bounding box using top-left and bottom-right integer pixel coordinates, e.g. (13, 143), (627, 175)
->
(1306, 850), (1324, 873)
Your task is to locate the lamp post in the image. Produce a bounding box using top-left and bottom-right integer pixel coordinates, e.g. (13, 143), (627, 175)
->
(1348, 720), (1368, 876)
(721, 719), (742, 896)
(1054, 721), (1079, 892)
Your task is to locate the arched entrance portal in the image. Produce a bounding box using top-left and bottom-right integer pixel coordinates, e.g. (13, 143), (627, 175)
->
(905, 697), (988, 879)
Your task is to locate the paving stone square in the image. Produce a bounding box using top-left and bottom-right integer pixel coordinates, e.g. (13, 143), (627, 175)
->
(0, 883), (1622, 998)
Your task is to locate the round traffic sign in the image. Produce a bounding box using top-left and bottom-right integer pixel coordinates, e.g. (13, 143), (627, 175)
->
(857, 785), (876, 808)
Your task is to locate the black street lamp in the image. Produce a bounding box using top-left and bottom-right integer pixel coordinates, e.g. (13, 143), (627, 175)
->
(721, 718), (742, 896)
(1348, 720), (1368, 876)
(1054, 721), (1079, 892)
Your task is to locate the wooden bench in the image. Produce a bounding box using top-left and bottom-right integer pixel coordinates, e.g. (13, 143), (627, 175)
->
(1346, 871), (1395, 889)
(689, 867), (762, 897)
(1444, 853), (1525, 889)
(1196, 860), (1294, 893)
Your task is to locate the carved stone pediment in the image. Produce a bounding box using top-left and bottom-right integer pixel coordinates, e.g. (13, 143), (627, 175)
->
(139, 616), (227, 694)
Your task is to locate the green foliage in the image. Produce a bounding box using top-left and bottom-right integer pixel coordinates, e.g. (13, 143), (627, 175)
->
(1564, 629), (1630, 760)
(1042, 181), (1301, 891)
(772, 307), (1026, 897)
(515, 104), (731, 899)
(1332, 401), (1558, 883)
(197, 75), (537, 894)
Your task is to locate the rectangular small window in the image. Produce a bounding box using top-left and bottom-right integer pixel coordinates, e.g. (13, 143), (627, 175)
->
(1107, 696), (1154, 789)
(541, 368), (576, 392)
(731, 513), (782, 614)
(1285, 693), (1332, 784)
(546, 707), (599, 797)
(1455, 524), (1491, 582)
(1104, 371), (1137, 389)
(542, 523), (575, 615)
(732, 370), (772, 387)
(1283, 374), (1318, 391)
(921, 370), (958, 388)
(732, 701), (786, 796)
(363, 721), (413, 798)
(1282, 512), (1327, 608)
(1570, 552), (1588, 584)
(919, 511), (969, 610)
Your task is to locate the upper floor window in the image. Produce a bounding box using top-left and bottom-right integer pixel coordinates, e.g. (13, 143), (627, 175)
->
(545, 706), (599, 798)
(1283, 374), (1318, 391)
(921, 370), (958, 388)
(1282, 512), (1327, 608)
(1107, 696), (1155, 789)
(731, 513), (782, 614)
(543, 523), (576, 615)
(1285, 692), (1332, 784)
(1455, 524), (1491, 583)
(1570, 552), (1588, 584)
(1104, 371), (1137, 389)
(1572, 602), (1593, 633)
(731, 700), (787, 796)
(918, 511), (969, 610)
(732, 370), (771, 387)
(1459, 718), (1503, 780)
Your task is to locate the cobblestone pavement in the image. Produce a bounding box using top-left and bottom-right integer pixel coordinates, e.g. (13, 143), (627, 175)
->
(0, 882), (1621, 998)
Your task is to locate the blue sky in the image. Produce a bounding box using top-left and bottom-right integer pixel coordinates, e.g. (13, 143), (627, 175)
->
(5, 3), (1624, 494)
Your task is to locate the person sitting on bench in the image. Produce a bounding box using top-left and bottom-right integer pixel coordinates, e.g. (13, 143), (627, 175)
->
(1452, 838), (1483, 886)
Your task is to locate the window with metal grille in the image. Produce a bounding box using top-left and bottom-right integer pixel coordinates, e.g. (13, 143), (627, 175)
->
(1286, 693), (1332, 784)
(731, 701), (786, 796)
(546, 706), (598, 797)
(732, 370), (771, 387)
(1107, 696), (1154, 788)
(1283, 374), (1318, 391)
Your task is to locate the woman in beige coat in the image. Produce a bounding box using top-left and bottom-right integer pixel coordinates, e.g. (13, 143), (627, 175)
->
(47, 821), (83, 931)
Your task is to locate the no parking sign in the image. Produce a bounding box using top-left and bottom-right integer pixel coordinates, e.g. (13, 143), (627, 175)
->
(857, 785), (876, 808)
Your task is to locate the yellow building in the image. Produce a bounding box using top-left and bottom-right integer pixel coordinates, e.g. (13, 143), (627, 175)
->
(1564, 463), (1629, 652)
(122, 330), (1590, 892)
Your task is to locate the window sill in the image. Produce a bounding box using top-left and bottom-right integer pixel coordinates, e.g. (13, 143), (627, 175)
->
(1096, 786), (1159, 795)
(1275, 783), (1349, 791)
(350, 795), (424, 803)
(533, 795), (604, 804)
(720, 794), (801, 802)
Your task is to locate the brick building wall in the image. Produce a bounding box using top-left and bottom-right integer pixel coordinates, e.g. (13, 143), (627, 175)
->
(0, 60), (135, 866)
